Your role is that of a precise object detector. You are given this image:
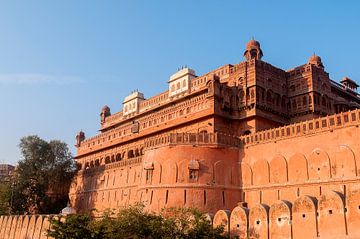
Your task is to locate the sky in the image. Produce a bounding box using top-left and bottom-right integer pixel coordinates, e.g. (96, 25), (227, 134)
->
(0, 1), (359, 165)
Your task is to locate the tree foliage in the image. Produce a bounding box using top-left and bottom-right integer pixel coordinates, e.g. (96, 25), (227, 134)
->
(9, 135), (76, 214)
(48, 204), (227, 239)
(0, 182), (11, 215)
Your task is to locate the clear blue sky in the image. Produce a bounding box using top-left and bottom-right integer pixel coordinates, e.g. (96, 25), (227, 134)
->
(1, 1), (359, 165)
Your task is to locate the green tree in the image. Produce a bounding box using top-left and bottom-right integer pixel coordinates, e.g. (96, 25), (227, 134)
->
(48, 214), (104, 239)
(49, 204), (227, 239)
(11, 135), (76, 214)
(0, 182), (11, 215)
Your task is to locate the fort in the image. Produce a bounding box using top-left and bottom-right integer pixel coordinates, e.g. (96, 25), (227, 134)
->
(67, 39), (360, 238)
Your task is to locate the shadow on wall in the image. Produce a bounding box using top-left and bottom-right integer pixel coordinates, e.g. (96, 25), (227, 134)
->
(213, 189), (360, 239)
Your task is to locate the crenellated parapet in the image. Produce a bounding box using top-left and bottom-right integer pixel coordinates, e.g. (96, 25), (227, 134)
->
(241, 109), (360, 146)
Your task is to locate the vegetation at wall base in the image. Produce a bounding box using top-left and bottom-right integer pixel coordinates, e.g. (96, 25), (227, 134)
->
(48, 204), (227, 239)
(0, 135), (76, 215)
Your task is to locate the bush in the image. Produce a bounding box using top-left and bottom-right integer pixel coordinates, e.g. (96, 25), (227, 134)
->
(48, 204), (227, 239)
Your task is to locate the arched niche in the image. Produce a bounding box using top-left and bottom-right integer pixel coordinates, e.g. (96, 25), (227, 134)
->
(214, 160), (231, 186)
(288, 153), (308, 183)
(231, 162), (241, 186)
(240, 162), (253, 187)
(308, 149), (331, 180)
(177, 159), (189, 183)
(151, 160), (162, 184)
(252, 159), (270, 185)
(162, 160), (178, 184)
(332, 145), (356, 178)
(249, 204), (269, 239)
(269, 200), (292, 239)
(318, 191), (346, 238)
(213, 210), (231, 236)
(269, 155), (288, 183)
(230, 206), (249, 239)
(347, 188), (360, 238)
(292, 195), (318, 239)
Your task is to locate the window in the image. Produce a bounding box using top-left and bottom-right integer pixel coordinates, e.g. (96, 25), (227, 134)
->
(146, 169), (153, 184)
(165, 190), (169, 204)
(189, 169), (198, 181)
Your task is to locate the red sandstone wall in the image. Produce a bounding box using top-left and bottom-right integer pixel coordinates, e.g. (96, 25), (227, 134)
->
(0, 215), (51, 239)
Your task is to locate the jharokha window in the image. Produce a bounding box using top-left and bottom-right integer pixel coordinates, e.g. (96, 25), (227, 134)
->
(144, 161), (154, 184)
(188, 160), (200, 182)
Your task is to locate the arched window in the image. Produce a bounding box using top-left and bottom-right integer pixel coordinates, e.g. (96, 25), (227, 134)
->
(243, 130), (251, 135)
(116, 153), (122, 161)
(266, 91), (272, 103)
(128, 150), (134, 159)
(177, 82), (181, 90)
(303, 96), (307, 106)
(182, 80), (186, 87)
(322, 96), (327, 107)
(105, 156), (111, 164)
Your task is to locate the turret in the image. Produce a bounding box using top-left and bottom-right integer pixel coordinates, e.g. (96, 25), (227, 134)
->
(100, 105), (111, 124)
(75, 131), (85, 147)
(244, 38), (263, 61)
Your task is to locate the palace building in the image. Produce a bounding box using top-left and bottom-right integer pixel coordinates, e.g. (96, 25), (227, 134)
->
(69, 39), (360, 238)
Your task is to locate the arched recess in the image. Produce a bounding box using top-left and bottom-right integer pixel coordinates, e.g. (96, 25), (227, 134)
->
(213, 210), (231, 236)
(230, 206), (249, 239)
(347, 188), (360, 238)
(332, 145), (356, 178)
(240, 162), (252, 187)
(269, 155), (288, 183)
(318, 191), (346, 238)
(214, 160), (231, 186)
(177, 159), (189, 183)
(231, 162), (241, 186)
(269, 200), (292, 239)
(152, 160), (162, 184)
(292, 196), (318, 239)
(308, 149), (331, 180)
(249, 204), (269, 239)
(162, 160), (178, 184)
(288, 153), (308, 183)
(252, 159), (270, 185)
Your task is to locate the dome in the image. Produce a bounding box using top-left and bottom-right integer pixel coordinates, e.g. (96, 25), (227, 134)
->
(60, 202), (77, 215)
(246, 38), (261, 49)
(308, 53), (324, 68)
(308, 54), (321, 63)
(102, 105), (110, 112)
